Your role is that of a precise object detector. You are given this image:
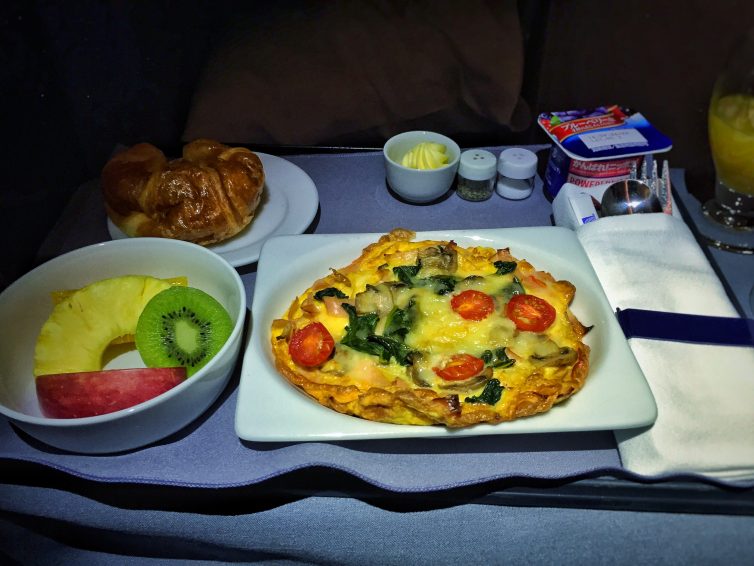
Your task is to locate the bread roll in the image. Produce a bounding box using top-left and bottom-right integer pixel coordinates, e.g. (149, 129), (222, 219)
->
(101, 139), (265, 246)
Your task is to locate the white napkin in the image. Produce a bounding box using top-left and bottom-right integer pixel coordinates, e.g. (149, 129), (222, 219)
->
(576, 213), (754, 483)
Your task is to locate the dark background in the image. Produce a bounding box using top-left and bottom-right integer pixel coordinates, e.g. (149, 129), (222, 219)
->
(2, 0), (752, 290)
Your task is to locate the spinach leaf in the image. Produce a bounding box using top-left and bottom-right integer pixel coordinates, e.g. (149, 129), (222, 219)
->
(313, 287), (348, 301)
(420, 275), (456, 295)
(494, 261), (517, 275)
(393, 265), (421, 285)
(341, 303), (417, 365)
(341, 304), (383, 357)
(500, 276), (525, 301)
(367, 335), (415, 366)
(480, 348), (515, 368)
(393, 263), (456, 295)
(383, 299), (416, 340)
(465, 379), (504, 405)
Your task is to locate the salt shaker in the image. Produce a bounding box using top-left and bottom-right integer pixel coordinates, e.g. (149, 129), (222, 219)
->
(456, 149), (497, 201)
(496, 148), (538, 200)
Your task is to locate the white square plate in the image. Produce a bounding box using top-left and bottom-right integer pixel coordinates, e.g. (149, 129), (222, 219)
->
(235, 227), (657, 442)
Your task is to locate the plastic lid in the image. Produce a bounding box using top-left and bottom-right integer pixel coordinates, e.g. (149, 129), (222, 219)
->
(458, 149), (497, 181)
(498, 148), (538, 179)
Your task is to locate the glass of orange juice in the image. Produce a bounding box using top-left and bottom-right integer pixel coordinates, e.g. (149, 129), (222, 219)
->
(703, 29), (754, 231)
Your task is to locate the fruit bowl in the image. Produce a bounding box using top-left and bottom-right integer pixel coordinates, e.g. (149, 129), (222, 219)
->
(0, 238), (246, 454)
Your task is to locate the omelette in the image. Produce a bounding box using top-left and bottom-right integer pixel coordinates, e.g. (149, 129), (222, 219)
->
(271, 229), (591, 427)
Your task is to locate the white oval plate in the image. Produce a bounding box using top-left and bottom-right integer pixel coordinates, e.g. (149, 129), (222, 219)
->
(108, 153), (319, 267)
(236, 227), (657, 442)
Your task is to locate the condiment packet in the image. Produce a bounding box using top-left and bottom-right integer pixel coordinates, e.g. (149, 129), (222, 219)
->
(538, 105), (672, 197)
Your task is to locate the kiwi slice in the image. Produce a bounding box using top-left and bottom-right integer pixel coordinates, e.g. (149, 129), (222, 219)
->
(135, 286), (233, 377)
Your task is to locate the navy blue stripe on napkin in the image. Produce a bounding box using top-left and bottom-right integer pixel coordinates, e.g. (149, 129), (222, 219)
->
(615, 308), (754, 347)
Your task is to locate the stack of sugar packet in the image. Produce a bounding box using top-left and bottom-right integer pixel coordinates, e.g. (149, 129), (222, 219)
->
(576, 213), (754, 483)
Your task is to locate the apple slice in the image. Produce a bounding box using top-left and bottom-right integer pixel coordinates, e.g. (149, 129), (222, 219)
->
(36, 367), (187, 419)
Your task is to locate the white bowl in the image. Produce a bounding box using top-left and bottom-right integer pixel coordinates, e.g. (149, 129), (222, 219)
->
(383, 131), (461, 203)
(0, 238), (246, 454)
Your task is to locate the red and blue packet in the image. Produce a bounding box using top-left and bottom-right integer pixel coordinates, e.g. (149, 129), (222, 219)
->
(539, 105), (672, 197)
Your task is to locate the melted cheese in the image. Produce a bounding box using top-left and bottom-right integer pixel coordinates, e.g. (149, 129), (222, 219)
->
(407, 287), (512, 353)
(305, 246), (570, 382)
(274, 233), (590, 425)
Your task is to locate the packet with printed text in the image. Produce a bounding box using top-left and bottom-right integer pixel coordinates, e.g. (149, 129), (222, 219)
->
(538, 105), (672, 197)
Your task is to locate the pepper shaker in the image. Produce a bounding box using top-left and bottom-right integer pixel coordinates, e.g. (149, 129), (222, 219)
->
(496, 148), (538, 200)
(456, 149), (497, 201)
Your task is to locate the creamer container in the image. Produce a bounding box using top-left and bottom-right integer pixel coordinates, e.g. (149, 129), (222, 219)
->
(538, 105), (672, 198)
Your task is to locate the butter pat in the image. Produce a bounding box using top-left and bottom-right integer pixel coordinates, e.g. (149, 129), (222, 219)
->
(401, 142), (449, 170)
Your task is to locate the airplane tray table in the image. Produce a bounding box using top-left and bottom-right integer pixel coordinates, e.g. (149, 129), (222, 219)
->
(2, 147), (753, 563)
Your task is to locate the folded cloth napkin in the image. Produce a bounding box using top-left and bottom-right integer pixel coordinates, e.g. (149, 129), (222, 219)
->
(577, 213), (754, 483)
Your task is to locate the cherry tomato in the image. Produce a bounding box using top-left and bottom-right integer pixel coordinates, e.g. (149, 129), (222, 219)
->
(450, 290), (495, 321)
(505, 294), (556, 332)
(289, 322), (335, 367)
(433, 353), (485, 381)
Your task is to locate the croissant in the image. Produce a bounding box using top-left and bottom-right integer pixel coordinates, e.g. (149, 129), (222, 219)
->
(101, 139), (265, 246)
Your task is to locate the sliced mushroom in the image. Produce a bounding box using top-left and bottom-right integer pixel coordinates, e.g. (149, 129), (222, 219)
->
(531, 336), (561, 358)
(299, 296), (320, 315)
(355, 283), (395, 316)
(403, 352), (429, 386)
(444, 394), (461, 414)
(436, 367), (493, 391)
(417, 245), (458, 275)
(530, 347), (578, 367)
(329, 268), (352, 287)
(408, 364), (432, 387)
(272, 319), (292, 340)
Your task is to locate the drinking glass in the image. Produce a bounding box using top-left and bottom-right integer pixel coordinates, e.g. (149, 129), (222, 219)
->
(701, 27), (754, 250)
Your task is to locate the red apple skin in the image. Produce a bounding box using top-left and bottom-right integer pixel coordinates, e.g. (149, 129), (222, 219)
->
(35, 367), (187, 419)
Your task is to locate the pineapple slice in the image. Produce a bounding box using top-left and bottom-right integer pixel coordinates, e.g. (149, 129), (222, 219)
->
(34, 275), (172, 377)
(49, 276), (188, 305)
(49, 276), (187, 345)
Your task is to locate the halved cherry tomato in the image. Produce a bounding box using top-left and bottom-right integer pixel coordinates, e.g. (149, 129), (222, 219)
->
(505, 294), (556, 332)
(450, 290), (495, 321)
(289, 322), (335, 367)
(433, 353), (485, 381)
